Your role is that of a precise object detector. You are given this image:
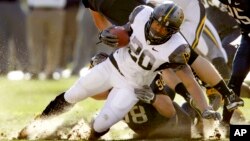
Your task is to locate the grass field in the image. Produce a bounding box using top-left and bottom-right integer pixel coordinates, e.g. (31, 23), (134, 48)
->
(0, 76), (250, 140)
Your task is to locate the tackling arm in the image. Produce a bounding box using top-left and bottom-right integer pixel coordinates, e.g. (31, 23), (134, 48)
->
(134, 85), (176, 119)
(153, 94), (176, 118)
(90, 10), (112, 31)
(163, 66), (208, 113)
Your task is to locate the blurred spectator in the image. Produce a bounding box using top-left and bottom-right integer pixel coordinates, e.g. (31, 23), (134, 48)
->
(27, 0), (66, 79)
(71, 7), (113, 76)
(0, 0), (30, 75)
(59, 0), (80, 71)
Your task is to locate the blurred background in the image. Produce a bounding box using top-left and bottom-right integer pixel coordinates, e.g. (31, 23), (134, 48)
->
(0, 0), (114, 80)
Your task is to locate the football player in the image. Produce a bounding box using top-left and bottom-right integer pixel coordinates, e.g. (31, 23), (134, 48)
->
(88, 52), (192, 139)
(82, 0), (244, 112)
(90, 3), (221, 139)
(18, 3), (220, 140)
(218, 0), (250, 135)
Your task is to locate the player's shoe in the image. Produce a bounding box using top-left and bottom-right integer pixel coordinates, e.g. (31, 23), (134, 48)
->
(17, 126), (28, 139)
(224, 91), (244, 111)
(187, 98), (202, 116)
(88, 128), (109, 140)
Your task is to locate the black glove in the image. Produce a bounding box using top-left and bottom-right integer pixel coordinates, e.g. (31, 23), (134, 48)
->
(202, 108), (221, 120)
(99, 26), (118, 47)
(134, 85), (156, 104)
(89, 52), (109, 69)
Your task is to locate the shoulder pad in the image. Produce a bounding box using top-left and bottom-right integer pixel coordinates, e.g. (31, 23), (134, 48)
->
(129, 5), (145, 24)
(169, 44), (190, 64)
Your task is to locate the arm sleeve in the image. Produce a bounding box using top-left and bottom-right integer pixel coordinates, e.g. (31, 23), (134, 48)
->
(150, 74), (168, 96)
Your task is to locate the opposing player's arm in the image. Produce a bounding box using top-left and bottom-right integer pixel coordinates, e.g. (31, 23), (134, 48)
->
(135, 75), (176, 118)
(168, 66), (208, 112)
(135, 85), (176, 118)
(153, 94), (176, 118)
(98, 5), (145, 47)
(163, 44), (209, 113)
(90, 10), (112, 31)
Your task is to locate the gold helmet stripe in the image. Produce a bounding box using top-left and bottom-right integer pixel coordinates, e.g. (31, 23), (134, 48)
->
(163, 4), (177, 22)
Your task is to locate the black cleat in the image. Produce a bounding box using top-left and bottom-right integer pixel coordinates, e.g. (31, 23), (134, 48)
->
(224, 92), (244, 111)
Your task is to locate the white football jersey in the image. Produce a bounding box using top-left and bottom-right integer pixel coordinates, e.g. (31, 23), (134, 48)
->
(113, 5), (190, 87)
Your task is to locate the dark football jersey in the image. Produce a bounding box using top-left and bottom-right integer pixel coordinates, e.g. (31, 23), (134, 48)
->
(219, 0), (250, 33)
(123, 74), (173, 135)
(206, 5), (240, 39)
(82, 0), (146, 25)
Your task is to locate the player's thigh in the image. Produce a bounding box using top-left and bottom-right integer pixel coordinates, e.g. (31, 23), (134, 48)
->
(82, 63), (112, 91)
(102, 87), (139, 119)
(65, 61), (113, 103)
(93, 87), (139, 132)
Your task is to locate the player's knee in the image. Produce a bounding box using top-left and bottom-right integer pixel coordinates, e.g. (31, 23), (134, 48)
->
(212, 57), (230, 80)
(93, 108), (120, 133)
(64, 85), (88, 104)
(89, 119), (109, 140)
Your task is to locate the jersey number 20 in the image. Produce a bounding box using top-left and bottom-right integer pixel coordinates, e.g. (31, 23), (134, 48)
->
(128, 37), (156, 70)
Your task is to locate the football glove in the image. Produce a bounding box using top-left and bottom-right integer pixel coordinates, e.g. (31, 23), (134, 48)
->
(134, 85), (156, 104)
(89, 52), (109, 69)
(99, 26), (118, 47)
(202, 107), (221, 120)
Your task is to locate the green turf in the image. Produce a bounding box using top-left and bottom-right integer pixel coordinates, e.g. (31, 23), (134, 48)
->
(0, 77), (249, 141)
(0, 76), (105, 140)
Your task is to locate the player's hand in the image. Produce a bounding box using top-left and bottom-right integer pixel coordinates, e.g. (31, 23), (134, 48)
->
(134, 85), (156, 104)
(202, 108), (221, 120)
(99, 26), (118, 47)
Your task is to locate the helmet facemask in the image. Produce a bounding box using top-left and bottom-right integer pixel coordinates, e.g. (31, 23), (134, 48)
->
(145, 2), (184, 45)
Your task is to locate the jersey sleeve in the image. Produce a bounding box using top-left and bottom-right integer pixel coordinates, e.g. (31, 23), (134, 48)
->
(168, 44), (191, 71)
(150, 74), (168, 96)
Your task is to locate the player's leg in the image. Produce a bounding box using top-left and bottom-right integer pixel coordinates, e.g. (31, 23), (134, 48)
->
(221, 34), (250, 131)
(201, 19), (230, 80)
(17, 60), (114, 139)
(189, 53), (243, 111)
(228, 35), (250, 100)
(178, 0), (243, 111)
(39, 60), (113, 118)
(88, 87), (139, 140)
